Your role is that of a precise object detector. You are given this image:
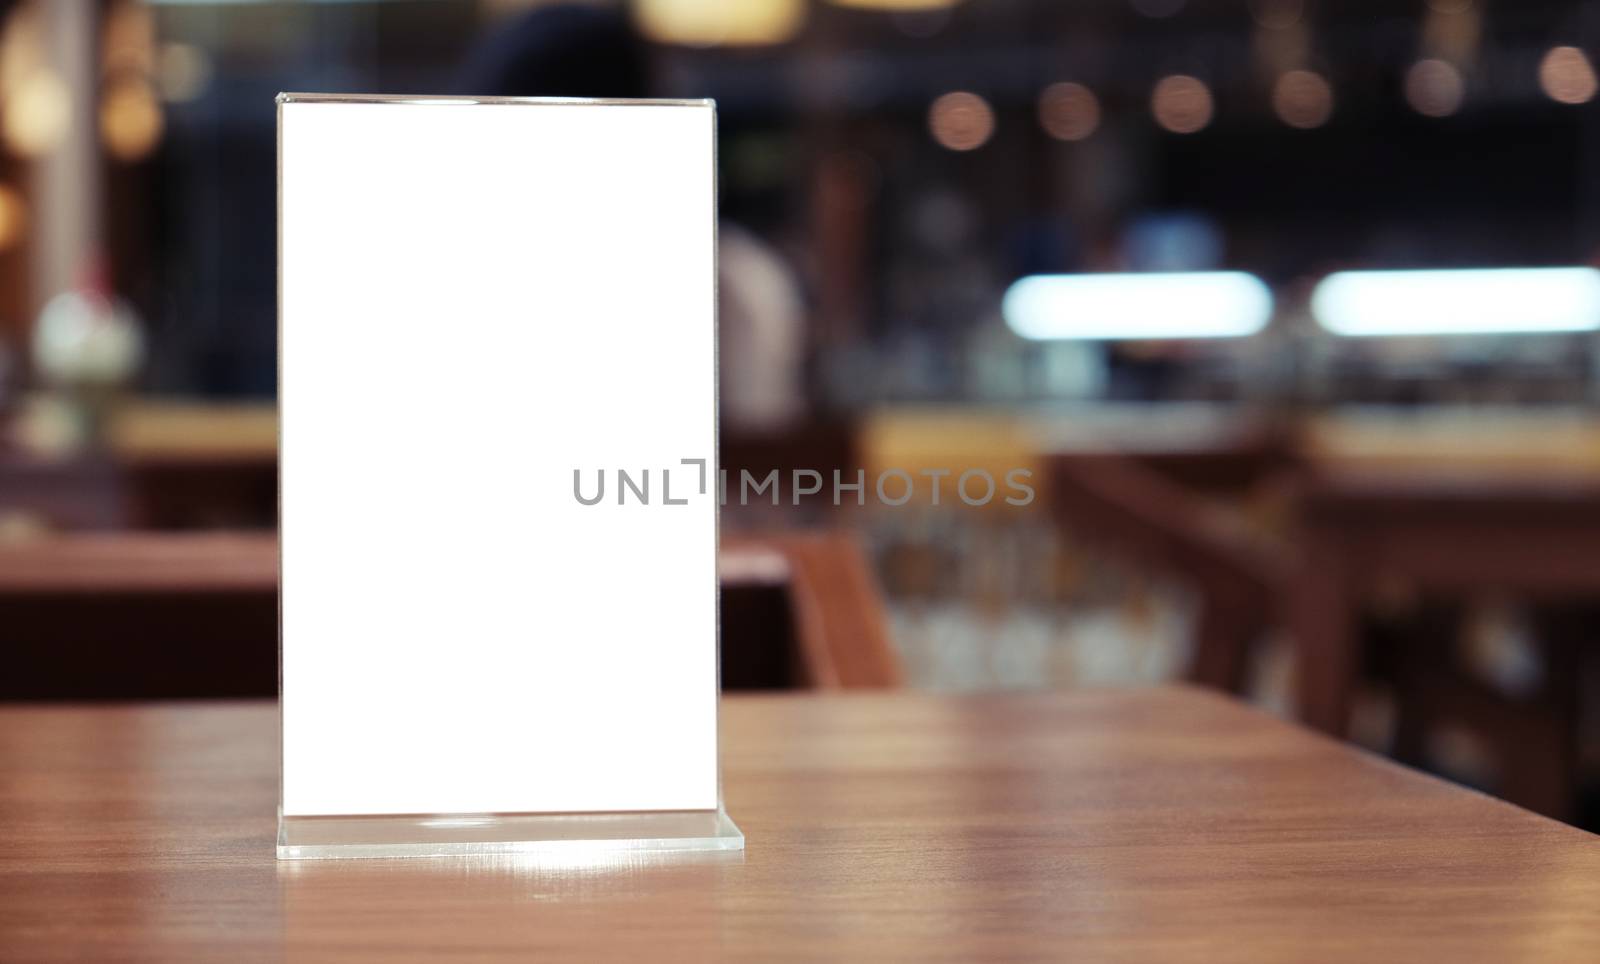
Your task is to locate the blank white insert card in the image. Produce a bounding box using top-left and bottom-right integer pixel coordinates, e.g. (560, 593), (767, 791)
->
(279, 96), (718, 818)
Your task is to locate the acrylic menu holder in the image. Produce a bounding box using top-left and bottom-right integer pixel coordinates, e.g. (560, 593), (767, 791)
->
(276, 94), (740, 859)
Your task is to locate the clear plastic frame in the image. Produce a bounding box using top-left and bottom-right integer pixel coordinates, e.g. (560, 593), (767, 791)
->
(275, 93), (738, 859)
(277, 809), (743, 860)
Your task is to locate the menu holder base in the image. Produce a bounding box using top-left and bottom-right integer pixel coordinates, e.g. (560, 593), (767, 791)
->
(277, 806), (743, 860)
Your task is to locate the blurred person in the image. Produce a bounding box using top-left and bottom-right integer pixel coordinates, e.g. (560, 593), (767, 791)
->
(718, 224), (805, 430)
(460, 4), (806, 432)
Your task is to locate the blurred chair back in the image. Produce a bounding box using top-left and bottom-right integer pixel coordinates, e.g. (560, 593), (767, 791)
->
(0, 533), (278, 700)
(0, 529), (898, 699)
(123, 455), (277, 529)
(1046, 453), (1287, 692)
(722, 531), (901, 689)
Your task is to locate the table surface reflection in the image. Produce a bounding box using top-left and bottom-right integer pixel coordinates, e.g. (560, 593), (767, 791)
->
(1, 688), (1596, 961)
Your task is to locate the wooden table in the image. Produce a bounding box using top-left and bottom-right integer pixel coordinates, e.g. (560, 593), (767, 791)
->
(2, 688), (1596, 960)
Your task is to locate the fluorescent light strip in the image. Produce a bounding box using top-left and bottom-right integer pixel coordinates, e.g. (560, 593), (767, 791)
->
(1311, 267), (1600, 336)
(1002, 272), (1273, 341)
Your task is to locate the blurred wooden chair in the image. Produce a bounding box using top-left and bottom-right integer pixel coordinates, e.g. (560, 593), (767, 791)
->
(0, 529), (898, 699)
(720, 531), (900, 690)
(720, 421), (856, 492)
(1045, 452), (1290, 693)
(0, 532), (279, 700)
(720, 420), (857, 524)
(121, 453), (277, 529)
(1291, 468), (1600, 820)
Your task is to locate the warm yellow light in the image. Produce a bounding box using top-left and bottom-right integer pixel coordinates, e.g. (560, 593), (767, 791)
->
(1272, 69), (1333, 129)
(1038, 82), (1099, 142)
(1405, 58), (1464, 117)
(102, 1), (156, 77)
(928, 91), (994, 151)
(2, 70), (71, 157)
(0, 2), (44, 99)
(634, 0), (806, 46)
(1539, 46), (1597, 105)
(0, 184), (26, 252)
(100, 78), (164, 161)
(828, 0), (961, 9)
(1151, 74), (1213, 134)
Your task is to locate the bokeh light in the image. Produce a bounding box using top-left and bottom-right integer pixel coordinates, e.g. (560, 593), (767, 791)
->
(830, 0), (962, 10)
(1004, 272), (1273, 341)
(928, 91), (995, 151)
(1038, 82), (1100, 142)
(1538, 46), (1597, 106)
(1312, 267), (1600, 336)
(101, 1), (156, 77)
(1151, 74), (1213, 134)
(0, 184), (26, 252)
(634, 0), (806, 47)
(158, 43), (213, 104)
(100, 77), (164, 161)
(2, 69), (71, 157)
(1272, 69), (1333, 129)
(1405, 58), (1464, 117)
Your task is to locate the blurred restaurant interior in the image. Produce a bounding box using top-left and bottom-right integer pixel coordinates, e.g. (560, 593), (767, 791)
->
(5, 0), (1600, 832)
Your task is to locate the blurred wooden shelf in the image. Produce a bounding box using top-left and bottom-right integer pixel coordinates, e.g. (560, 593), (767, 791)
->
(0, 532), (278, 594)
(106, 400), (278, 462)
